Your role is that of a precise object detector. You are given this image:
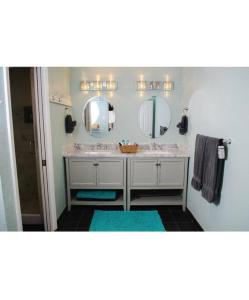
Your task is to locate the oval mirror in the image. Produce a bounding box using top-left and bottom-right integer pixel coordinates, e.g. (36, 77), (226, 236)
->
(138, 96), (171, 138)
(83, 96), (115, 138)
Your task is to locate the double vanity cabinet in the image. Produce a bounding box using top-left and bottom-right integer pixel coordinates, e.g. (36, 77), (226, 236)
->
(64, 147), (189, 211)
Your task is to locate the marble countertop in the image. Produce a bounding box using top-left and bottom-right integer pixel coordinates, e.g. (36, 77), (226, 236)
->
(63, 143), (189, 158)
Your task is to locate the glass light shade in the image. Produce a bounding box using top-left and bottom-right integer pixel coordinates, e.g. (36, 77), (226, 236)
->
(137, 80), (146, 91)
(106, 81), (117, 90)
(80, 80), (117, 91)
(80, 81), (90, 91)
(163, 81), (174, 91)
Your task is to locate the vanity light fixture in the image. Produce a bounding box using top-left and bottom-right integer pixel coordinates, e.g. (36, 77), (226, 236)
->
(137, 80), (147, 91)
(163, 81), (174, 91)
(136, 80), (174, 91)
(80, 80), (118, 91)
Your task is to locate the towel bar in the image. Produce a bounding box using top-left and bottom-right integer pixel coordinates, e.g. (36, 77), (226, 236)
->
(223, 138), (232, 145)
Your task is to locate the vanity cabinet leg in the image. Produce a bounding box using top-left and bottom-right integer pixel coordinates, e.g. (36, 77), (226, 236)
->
(123, 188), (126, 211)
(65, 158), (72, 211)
(182, 158), (188, 213)
(127, 189), (131, 211)
(67, 187), (72, 211)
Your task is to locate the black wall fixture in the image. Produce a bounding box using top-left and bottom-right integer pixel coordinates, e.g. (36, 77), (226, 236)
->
(65, 114), (77, 133)
(177, 114), (188, 135)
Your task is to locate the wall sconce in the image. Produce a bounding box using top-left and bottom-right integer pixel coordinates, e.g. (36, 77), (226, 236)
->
(136, 80), (174, 92)
(80, 80), (118, 91)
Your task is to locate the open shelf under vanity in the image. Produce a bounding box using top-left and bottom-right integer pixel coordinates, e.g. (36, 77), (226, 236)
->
(70, 189), (125, 207)
(130, 189), (183, 206)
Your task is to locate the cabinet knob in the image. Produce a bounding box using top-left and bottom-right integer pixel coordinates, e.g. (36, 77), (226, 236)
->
(93, 163), (99, 166)
(156, 163), (161, 166)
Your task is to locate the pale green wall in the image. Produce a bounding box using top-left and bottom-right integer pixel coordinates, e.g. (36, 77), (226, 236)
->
(183, 67), (249, 231)
(49, 67), (249, 231)
(70, 67), (187, 145)
(48, 68), (74, 218)
(49, 67), (187, 219)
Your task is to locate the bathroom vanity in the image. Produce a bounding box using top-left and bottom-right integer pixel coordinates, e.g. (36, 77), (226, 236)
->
(127, 157), (188, 210)
(65, 156), (126, 210)
(63, 144), (189, 211)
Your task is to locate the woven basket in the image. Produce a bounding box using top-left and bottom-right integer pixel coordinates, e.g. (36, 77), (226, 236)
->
(119, 144), (139, 153)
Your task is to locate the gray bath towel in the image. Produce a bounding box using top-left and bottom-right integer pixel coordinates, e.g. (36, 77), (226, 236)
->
(191, 134), (207, 191)
(201, 137), (224, 202)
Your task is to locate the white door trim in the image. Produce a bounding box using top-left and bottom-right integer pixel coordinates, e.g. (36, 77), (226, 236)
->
(33, 67), (57, 231)
(2, 68), (22, 231)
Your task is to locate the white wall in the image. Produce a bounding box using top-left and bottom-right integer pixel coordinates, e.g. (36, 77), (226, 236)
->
(0, 68), (22, 231)
(70, 67), (186, 145)
(183, 68), (249, 231)
(48, 68), (74, 218)
(0, 177), (7, 230)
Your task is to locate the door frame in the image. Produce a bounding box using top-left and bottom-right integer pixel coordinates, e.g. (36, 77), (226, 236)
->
(6, 67), (57, 231)
(31, 67), (57, 231)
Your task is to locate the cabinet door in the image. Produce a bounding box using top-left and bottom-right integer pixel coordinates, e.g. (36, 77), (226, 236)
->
(130, 159), (158, 187)
(69, 158), (96, 187)
(158, 159), (185, 188)
(97, 159), (124, 187)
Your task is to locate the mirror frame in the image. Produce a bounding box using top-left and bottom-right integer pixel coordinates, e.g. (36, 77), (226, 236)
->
(82, 95), (115, 138)
(138, 96), (171, 139)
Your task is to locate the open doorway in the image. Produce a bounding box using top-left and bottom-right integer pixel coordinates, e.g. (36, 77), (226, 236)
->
(9, 67), (44, 228)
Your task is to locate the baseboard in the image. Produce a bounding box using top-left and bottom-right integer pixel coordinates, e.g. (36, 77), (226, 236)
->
(22, 214), (43, 225)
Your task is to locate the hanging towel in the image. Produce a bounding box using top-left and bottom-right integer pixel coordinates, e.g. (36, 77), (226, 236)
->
(201, 137), (225, 203)
(177, 115), (188, 135)
(191, 134), (207, 191)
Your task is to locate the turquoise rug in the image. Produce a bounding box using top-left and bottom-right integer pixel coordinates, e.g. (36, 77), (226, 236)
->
(89, 210), (165, 232)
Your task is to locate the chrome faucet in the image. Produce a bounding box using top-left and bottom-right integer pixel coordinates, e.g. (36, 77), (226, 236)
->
(151, 143), (162, 150)
(74, 143), (81, 150)
(96, 143), (102, 150)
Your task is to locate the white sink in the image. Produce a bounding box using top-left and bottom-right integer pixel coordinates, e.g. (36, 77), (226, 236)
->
(83, 151), (114, 155)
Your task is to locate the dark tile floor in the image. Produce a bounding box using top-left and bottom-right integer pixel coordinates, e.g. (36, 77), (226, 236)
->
(23, 224), (45, 231)
(54, 205), (203, 232)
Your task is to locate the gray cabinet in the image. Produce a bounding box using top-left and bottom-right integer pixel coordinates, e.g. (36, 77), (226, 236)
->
(65, 156), (188, 212)
(131, 159), (158, 186)
(128, 157), (188, 211)
(130, 158), (185, 188)
(97, 159), (124, 187)
(158, 159), (185, 187)
(65, 157), (126, 210)
(69, 158), (96, 187)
